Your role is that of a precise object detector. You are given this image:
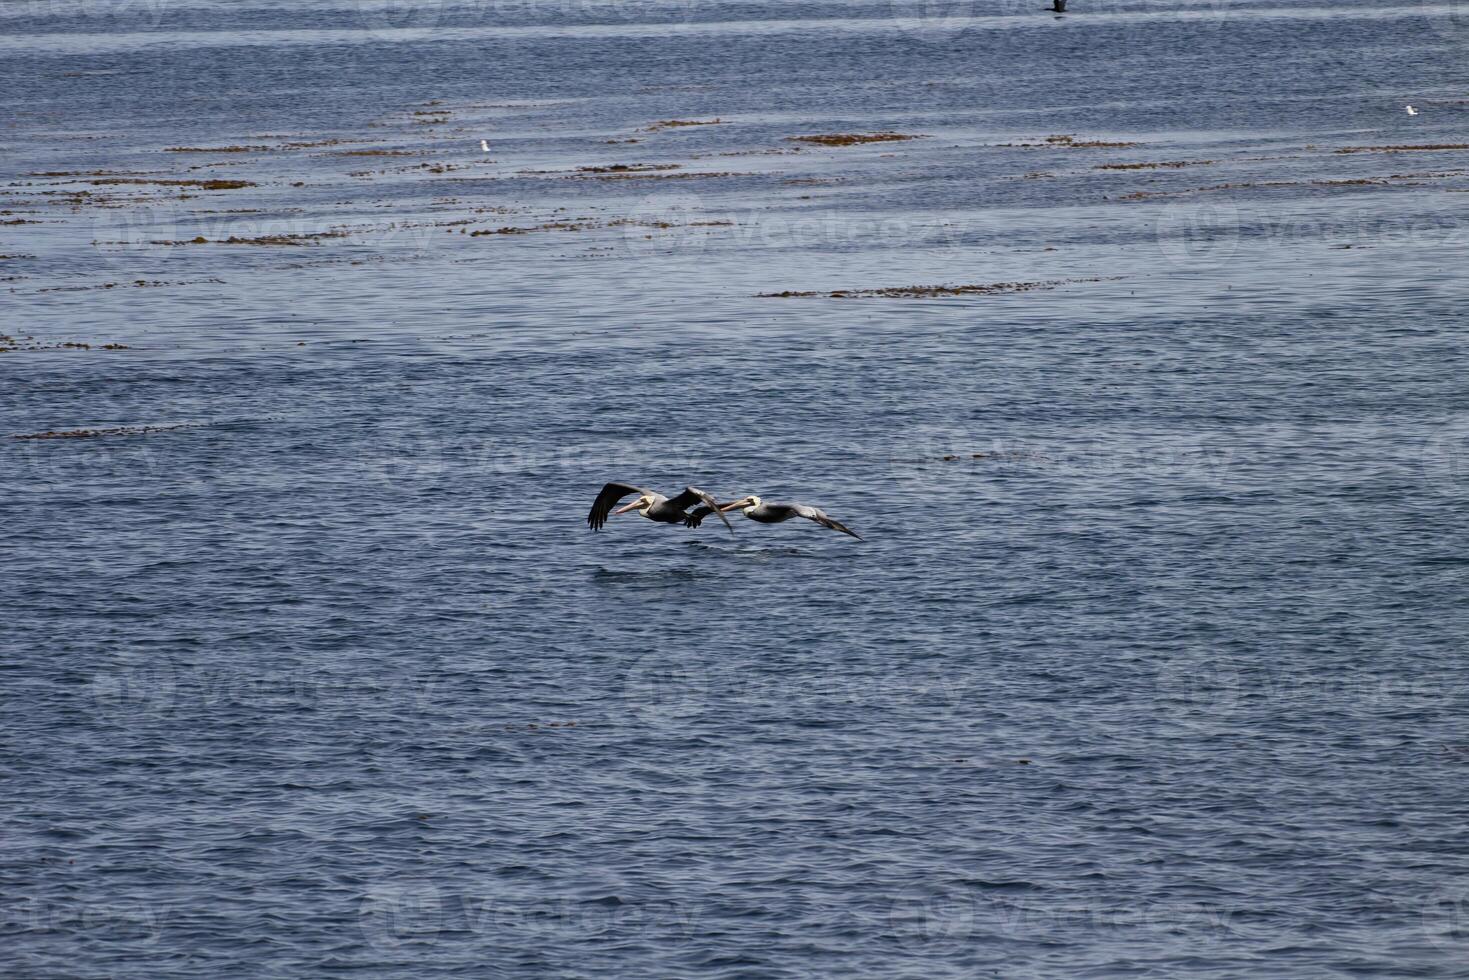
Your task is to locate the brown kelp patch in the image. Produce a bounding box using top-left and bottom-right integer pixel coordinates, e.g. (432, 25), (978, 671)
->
(34, 278), (224, 293)
(468, 216), (728, 237)
(85, 177), (256, 190)
(787, 132), (925, 147)
(937, 451), (1045, 462)
(148, 230), (349, 246)
(758, 279), (1104, 299)
(164, 145), (272, 153)
(1001, 134), (1142, 149)
(1334, 143), (1469, 154)
(645, 119), (725, 131)
(0, 332), (130, 352)
(579, 170), (749, 181)
(14, 424), (185, 440)
(27, 169), (168, 177)
(576, 163), (681, 174)
(1095, 160), (1214, 170)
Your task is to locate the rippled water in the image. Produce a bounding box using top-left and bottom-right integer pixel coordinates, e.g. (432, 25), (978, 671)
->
(5, 1), (1469, 976)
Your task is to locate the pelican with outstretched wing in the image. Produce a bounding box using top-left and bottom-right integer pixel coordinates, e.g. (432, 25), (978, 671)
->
(685, 494), (861, 540)
(587, 482), (734, 534)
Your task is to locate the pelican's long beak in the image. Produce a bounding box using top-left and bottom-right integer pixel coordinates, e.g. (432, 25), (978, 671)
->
(612, 498), (644, 516)
(718, 497), (752, 512)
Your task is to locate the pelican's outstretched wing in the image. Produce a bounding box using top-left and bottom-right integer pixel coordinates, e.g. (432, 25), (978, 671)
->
(793, 504), (862, 539)
(588, 481), (647, 531)
(683, 503), (734, 529)
(666, 487), (734, 534)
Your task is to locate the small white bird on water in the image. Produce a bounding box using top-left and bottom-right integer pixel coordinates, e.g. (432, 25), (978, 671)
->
(1406, 105), (1418, 116)
(480, 139), (491, 152)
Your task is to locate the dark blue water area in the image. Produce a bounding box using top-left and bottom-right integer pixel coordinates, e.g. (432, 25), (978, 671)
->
(4, 1), (1469, 977)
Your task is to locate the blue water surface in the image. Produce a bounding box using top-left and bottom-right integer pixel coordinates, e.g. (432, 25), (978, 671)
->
(4, 1), (1469, 976)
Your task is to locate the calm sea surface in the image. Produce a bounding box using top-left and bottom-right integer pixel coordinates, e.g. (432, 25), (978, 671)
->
(4, 1), (1469, 976)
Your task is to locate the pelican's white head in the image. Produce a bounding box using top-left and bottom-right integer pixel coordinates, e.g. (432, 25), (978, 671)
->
(612, 494), (653, 517)
(720, 494), (761, 513)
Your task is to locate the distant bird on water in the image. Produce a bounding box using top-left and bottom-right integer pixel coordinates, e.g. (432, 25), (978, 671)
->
(480, 139), (491, 152)
(587, 482), (734, 534)
(1405, 105), (1418, 116)
(686, 494), (862, 539)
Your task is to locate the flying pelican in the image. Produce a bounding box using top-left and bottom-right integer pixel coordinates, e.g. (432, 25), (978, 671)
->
(587, 482), (734, 534)
(686, 495), (862, 539)
(1406, 105), (1418, 116)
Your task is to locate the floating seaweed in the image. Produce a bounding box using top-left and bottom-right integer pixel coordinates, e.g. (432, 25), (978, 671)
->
(1334, 143), (1469, 154)
(0, 333), (130, 352)
(85, 177), (256, 190)
(148, 230), (349, 246)
(163, 145), (272, 153)
(35, 279), (223, 293)
(1044, 134), (1140, 148)
(14, 423), (185, 440)
(576, 163), (681, 174)
(786, 132), (925, 147)
(999, 135), (1141, 149)
(1095, 160), (1214, 170)
(580, 170), (748, 181)
(645, 119), (725, 131)
(757, 278), (1106, 299)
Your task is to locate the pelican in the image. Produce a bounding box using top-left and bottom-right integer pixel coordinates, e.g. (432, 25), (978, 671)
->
(686, 494), (862, 539)
(1406, 105), (1418, 116)
(587, 482), (734, 534)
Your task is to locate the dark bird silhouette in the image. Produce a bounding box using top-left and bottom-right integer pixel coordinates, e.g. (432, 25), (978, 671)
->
(587, 482), (734, 534)
(685, 494), (861, 539)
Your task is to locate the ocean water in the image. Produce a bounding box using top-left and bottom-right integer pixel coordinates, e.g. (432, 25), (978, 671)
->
(4, 1), (1469, 976)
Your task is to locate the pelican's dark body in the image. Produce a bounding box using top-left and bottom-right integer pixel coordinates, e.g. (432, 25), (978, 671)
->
(741, 503), (805, 525)
(686, 495), (861, 539)
(637, 493), (696, 525)
(586, 482), (734, 533)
